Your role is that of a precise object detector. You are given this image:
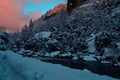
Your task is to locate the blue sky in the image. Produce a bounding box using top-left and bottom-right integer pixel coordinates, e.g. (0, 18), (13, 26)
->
(23, 0), (67, 15)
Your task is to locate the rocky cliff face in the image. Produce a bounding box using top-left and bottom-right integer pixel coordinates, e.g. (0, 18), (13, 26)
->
(42, 4), (67, 20)
(67, 0), (87, 13)
(48, 4), (67, 15)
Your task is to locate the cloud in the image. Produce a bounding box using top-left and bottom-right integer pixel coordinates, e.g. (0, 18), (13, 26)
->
(27, 11), (41, 21)
(0, 0), (41, 32)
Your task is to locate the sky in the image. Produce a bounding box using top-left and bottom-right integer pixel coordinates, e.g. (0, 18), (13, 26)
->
(0, 0), (66, 32)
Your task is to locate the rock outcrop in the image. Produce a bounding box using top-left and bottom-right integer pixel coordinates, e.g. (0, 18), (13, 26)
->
(67, 0), (87, 13)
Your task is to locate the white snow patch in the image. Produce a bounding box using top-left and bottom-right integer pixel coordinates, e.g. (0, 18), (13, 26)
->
(117, 62), (120, 66)
(61, 52), (72, 57)
(104, 48), (113, 56)
(35, 31), (51, 39)
(80, 3), (93, 8)
(48, 39), (58, 44)
(44, 52), (50, 57)
(87, 34), (96, 53)
(116, 42), (120, 49)
(50, 51), (60, 57)
(103, 47), (120, 58)
(72, 56), (78, 60)
(83, 54), (96, 61)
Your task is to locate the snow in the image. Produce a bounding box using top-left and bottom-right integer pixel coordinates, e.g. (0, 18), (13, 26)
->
(35, 31), (52, 39)
(61, 52), (72, 57)
(50, 51), (60, 57)
(101, 61), (110, 64)
(103, 47), (120, 58)
(33, 52), (41, 56)
(18, 50), (33, 56)
(104, 48), (114, 57)
(17, 48), (25, 54)
(112, 6), (120, 14)
(0, 50), (117, 80)
(80, 3), (93, 8)
(48, 39), (58, 44)
(83, 54), (96, 61)
(72, 56), (78, 60)
(116, 42), (120, 49)
(44, 52), (50, 57)
(87, 34), (96, 53)
(114, 63), (120, 66)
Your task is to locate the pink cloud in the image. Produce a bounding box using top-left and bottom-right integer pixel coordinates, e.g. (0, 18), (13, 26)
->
(27, 11), (41, 21)
(0, 0), (41, 32)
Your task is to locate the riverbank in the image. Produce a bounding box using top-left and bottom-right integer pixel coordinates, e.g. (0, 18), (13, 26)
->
(29, 56), (120, 79)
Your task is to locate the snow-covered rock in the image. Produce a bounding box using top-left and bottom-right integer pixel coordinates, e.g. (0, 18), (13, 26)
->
(83, 54), (96, 61)
(48, 39), (58, 44)
(104, 48), (114, 57)
(17, 48), (25, 55)
(61, 52), (72, 57)
(35, 31), (52, 39)
(0, 50), (117, 80)
(87, 34), (96, 53)
(18, 50), (34, 56)
(101, 61), (110, 64)
(72, 56), (78, 60)
(44, 52), (50, 57)
(117, 62), (120, 66)
(103, 47), (120, 59)
(50, 51), (60, 57)
(116, 42), (120, 49)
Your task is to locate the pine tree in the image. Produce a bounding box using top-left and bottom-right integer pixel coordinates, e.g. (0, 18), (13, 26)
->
(29, 19), (34, 27)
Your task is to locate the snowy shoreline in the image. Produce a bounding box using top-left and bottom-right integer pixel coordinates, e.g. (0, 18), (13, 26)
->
(0, 50), (119, 80)
(31, 56), (120, 79)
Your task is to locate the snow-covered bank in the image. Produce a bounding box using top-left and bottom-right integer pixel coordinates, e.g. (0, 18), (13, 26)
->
(0, 51), (117, 80)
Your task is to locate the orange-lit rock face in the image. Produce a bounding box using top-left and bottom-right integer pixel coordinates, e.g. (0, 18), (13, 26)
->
(48, 4), (67, 15)
(43, 4), (67, 20)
